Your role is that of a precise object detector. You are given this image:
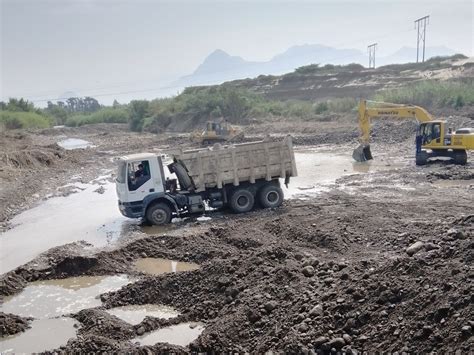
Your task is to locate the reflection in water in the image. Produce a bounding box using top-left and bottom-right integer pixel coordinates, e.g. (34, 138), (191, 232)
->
(1, 275), (131, 318)
(0, 318), (78, 354)
(134, 258), (199, 276)
(0, 181), (129, 273)
(107, 304), (179, 324)
(132, 322), (204, 347)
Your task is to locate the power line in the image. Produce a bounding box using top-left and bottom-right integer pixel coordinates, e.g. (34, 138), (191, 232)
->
(415, 15), (430, 63)
(367, 43), (377, 69)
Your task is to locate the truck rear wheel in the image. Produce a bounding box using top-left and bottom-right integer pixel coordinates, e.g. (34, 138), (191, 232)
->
(258, 184), (284, 208)
(229, 188), (254, 213)
(146, 202), (172, 225)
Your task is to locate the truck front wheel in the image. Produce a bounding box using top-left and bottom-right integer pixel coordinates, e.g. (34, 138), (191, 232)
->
(229, 189), (254, 213)
(146, 202), (172, 225)
(258, 184), (284, 208)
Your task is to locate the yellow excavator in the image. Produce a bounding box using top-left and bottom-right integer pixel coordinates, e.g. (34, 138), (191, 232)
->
(353, 100), (474, 165)
(191, 121), (244, 145)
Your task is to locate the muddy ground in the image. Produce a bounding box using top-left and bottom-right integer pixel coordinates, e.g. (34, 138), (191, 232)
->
(0, 112), (473, 353)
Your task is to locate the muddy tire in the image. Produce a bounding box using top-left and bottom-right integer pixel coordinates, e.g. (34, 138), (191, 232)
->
(258, 184), (284, 209)
(229, 188), (254, 213)
(146, 202), (172, 225)
(416, 151), (428, 166)
(453, 150), (467, 165)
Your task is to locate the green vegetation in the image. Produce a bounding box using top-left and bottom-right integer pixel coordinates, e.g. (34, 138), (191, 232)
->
(65, 108), (129, 127)
(294, 63), (364, 75)
(373, 80), (474, 109)
(379, 54), (468, 72)
(0, 111), (52, 130)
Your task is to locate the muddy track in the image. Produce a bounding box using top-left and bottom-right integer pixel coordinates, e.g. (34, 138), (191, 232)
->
(2, 178), (473, 353)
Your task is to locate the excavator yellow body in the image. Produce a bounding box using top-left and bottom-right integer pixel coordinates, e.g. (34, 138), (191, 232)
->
(353, 100), (474, 165)
(191, 121), (244, 145)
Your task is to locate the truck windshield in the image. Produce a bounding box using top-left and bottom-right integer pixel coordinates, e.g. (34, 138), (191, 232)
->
(116, 161), (126, 183)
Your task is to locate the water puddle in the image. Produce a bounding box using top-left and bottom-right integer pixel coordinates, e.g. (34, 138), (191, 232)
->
(134, 258), (199, 276)
(132, 322), (204, 347)
(107, 304), (179, 324)
(284, 149), (405, 198)
(0, 318), (78, 354)
(57, 138), (94, 150)
(1, 275), (131, 318)
(0, 180), (131, 273)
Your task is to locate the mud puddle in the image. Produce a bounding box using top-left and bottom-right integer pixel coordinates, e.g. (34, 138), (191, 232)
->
(132, 322), (204, 347)
(0, 317), (78, 354)
(57, 138), (94, 150)
(1, 275), (131, 318)
(134, 258), (199, 276)
(284, 149), (406, 198)
(0, 180), (132, 273)
(107, 304), (179, 324)
(433, 179), (473, 188)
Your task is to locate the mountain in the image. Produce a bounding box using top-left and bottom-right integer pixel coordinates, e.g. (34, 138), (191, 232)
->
(175, 45), (460, 88)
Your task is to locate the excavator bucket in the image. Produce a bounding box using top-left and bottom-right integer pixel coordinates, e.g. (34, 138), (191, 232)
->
(352, 144), (373, 162)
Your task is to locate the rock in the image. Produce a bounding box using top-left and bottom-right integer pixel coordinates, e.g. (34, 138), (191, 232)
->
(406, 241), (424, 256)
(136, 326), (145, 335)
(328, 337), (345, 349)
(217, 276), (232, 287)
(337, 298), (345, 304)
(298, 322), (309, 333)
(302, 266), (315, 277)
(264, 300), (278, 312)
(313, 336), (329, 346)
(424, 242), (439, 251)
(343, 334), (352, 344)
(461, 325), (472, 335)
(309, 304), (324, 317)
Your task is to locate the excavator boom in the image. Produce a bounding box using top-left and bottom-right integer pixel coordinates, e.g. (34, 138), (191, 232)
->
(353, 100), (434, 162)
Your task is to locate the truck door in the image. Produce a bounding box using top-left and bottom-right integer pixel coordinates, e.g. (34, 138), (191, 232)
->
(127, 159), (163, 202)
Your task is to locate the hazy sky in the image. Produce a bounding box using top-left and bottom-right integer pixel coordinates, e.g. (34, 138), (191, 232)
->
(1, 0), (473, 104)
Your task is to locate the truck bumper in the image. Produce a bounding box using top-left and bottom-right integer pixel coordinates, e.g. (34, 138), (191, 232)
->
(118, 201), (144, 219)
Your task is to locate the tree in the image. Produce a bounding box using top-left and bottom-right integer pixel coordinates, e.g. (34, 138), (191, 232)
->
(128, 100), (149, 132)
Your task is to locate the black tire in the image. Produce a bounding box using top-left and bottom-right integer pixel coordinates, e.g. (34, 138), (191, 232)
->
(258, 184), (284, 208)
(172, 163), (193, 190)
(146, 202), (172, 225)
(453, 150), (467, 165)
(416, 151), (428, 166)
(229, 188), (254, 213)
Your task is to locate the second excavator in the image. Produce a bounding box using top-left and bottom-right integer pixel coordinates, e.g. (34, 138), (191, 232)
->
(352, 100), (474, 165)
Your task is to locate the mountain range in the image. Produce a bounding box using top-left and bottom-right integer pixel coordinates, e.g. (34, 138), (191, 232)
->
(176, 44), (457, 87)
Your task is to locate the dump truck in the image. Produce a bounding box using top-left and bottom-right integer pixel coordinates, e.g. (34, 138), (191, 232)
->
(115, 136), (297, 225)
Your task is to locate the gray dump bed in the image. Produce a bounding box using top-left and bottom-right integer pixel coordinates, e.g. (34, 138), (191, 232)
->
(167, 136), (297, 192)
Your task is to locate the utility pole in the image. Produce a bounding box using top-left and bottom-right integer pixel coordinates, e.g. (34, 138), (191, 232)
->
(368, 43), (377, 69)
(415, 15), (430, 62)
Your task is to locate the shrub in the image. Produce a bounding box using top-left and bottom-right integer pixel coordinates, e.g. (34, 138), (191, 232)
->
(0, 111), (52, 130)
(65, 108), (128, 127)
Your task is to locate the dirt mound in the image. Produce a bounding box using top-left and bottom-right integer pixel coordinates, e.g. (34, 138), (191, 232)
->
(0, 312), (32, 337)
(0, 145), (64, 169)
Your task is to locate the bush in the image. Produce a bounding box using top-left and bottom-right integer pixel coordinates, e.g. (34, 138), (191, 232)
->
(373, 80), (474, 109)
(0, 111), (52, 130)
(65, 108), (128, 127)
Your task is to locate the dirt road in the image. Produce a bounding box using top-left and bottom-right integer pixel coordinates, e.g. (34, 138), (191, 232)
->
(0, 117), (473, 353)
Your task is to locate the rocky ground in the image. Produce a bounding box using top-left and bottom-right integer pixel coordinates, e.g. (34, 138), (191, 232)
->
(0, 112), (473, 353)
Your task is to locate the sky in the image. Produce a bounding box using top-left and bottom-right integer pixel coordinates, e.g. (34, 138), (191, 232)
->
(1, 0), (473, 105)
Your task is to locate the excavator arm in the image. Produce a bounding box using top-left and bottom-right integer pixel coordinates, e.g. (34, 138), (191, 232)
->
(353, 100), (434, 162)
